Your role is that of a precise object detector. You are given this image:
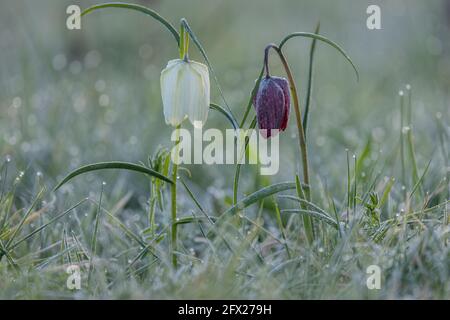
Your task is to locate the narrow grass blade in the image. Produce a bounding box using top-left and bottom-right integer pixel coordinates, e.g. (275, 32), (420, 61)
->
(233, 116), (257, 204)
(281, 209), (338, 228)
(405, 86), (421, 195)
(210, 103), (238, 130)
(355, 138), (371, 177)
(409, 158), (432, 199)
(224, 182), (302, 216)
(0, 240), (20, 271)
(89, 182), (105, 281)
(179, 178), (214, 225)
(6, 188), (45, 248)
(278, 32), (359, 81)
(91, 198), (158, 261)
(180, 178), (235, 254)
(296, 174), (314, 244)
(81, 2), (180, 45)
(54, 161), (173, 191)
(399, 91), (407, 199)
(303, 22), (320, 136)
(272, 197), (291, 258)
(278, 194), (332, 218)
(9, 199), (88, 250)
(35, 245), (76, 270)
(174, 216), (216, 226)
(379, 177), (395, 208)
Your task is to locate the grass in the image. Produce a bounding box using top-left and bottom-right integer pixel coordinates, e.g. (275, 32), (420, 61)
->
(0, 0), (449, 299)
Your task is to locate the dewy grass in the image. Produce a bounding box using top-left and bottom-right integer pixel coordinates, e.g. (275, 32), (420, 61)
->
(0, 2), (449, 299)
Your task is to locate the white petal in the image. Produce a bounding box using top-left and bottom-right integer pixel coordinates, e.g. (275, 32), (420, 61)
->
(160, 60), (186, 126)
(160, 59), (210, 128)
(186, 61), (210, 127)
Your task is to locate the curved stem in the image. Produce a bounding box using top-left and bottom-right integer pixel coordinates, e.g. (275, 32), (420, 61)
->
(265, 45), (314, 243)
(179, 23), (190, 61)
(179, 25), (185, 59)
(171, 125), (181, 268)
(272, 47), (310, 196)
(264, 44), (277, 77)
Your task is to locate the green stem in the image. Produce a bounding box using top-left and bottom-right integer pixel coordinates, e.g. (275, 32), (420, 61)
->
(171, 125), (181, 268)
(179, 23), (190, 60)
(179, 25), (185, 59)
(271, 46), (310, 197)
(265, 44), (313, 243)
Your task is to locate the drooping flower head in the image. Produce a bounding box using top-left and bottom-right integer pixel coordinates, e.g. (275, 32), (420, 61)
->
(160, 59), (210, 128)
(253, 77), (290, 139)
(253, 44), (291, 139)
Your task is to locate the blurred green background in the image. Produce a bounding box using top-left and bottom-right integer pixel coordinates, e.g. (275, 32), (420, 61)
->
(0, 0), (449, 206)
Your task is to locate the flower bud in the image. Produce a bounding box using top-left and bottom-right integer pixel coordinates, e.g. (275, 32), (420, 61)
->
(160, 59), (210, 128)
(253, 76), (290, 138)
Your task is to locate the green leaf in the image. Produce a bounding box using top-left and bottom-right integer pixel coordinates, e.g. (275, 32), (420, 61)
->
(279, 32), (359, 81)
(81, 2), (180, 45)
(210, 103), (238, 130)
(279, 194), (338, 227)
(225, 182), (304, 216)
(54, 161), (173, 191)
